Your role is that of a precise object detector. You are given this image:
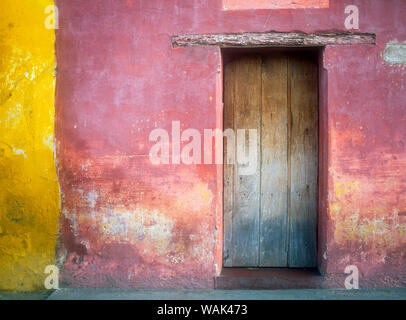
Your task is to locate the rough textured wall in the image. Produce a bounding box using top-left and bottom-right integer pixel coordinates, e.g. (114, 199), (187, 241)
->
(0, 0), (59, 291)
(56, 0), (406, 288)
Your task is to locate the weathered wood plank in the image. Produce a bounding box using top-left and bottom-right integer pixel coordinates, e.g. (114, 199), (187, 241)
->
(288, 53), (318, 268)
(232, 56), (262, 267)
(259, 54), (289, 267)
(223, 61), (235, 267)
(173, 31), (376, 48)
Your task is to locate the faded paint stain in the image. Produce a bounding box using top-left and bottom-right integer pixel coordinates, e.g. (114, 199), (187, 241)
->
(328, 121), (406, 275)
(0, 0), (60, 291)
(56, 151), (216, 287)
(382, 41), (406, 66)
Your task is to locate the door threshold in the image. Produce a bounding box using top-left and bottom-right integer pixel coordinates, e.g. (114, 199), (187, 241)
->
(215, 268), (324, 290)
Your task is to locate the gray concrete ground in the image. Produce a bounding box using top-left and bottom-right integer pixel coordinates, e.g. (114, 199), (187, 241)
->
(0, 288), (405, 300)
(0, 291), (52, 300)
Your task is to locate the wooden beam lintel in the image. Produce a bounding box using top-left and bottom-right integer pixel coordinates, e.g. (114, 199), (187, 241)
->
(172, 31), (376, 48)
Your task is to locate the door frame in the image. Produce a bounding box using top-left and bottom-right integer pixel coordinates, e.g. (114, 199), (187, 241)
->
(172, 30), (375, 280)
(217, 47), (328, 275)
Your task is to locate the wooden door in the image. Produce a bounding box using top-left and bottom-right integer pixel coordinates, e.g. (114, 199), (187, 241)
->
(223, 52), (318, 268)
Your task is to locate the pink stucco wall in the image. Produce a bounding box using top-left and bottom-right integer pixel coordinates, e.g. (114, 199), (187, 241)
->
(55, 0), (406, 288)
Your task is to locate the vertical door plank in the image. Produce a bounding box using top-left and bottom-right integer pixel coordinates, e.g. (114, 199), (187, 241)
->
(288, 54), (318, 267)
(223, 61), (235, 267)
(232, 55), (262, 267)
(260, 54), (289, 267)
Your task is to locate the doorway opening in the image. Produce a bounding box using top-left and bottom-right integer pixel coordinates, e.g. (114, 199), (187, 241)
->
(222, 48), (320, 269)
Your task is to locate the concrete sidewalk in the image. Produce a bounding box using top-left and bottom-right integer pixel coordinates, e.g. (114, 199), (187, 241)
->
(1, 288), (406, 300)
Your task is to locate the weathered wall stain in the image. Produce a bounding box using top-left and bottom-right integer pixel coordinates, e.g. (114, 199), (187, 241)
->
(0, 0), (60, 291)
(382, 41), (406, 66)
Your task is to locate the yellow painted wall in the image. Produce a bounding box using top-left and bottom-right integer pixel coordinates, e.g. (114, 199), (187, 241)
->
(0, 0), (59, 291)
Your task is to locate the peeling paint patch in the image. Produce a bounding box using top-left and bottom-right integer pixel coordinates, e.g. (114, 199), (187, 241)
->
(12, 148), (27, 158)
(86, 191), (98, 208)
(382, 41), (406, 66)
(99, 207), (174, 249)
